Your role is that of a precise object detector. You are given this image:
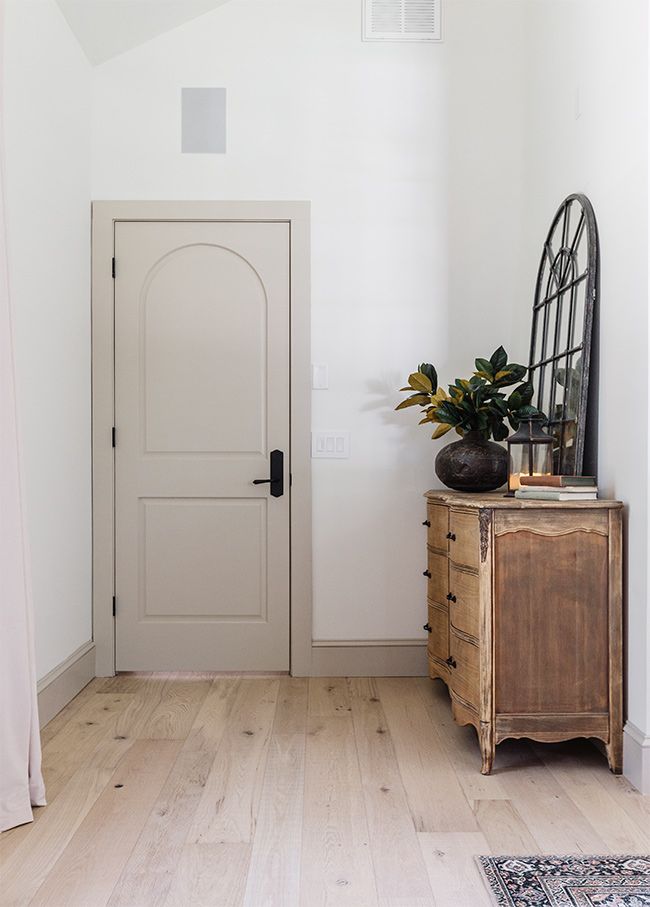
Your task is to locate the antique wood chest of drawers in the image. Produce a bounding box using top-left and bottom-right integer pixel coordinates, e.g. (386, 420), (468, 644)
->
(423, 490), (623, 774)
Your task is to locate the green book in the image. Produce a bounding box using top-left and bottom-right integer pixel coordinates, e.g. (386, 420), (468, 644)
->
(515, 490), (598, 502)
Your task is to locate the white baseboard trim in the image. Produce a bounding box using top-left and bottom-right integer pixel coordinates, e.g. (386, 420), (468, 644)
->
(37, 641), (96, 728)
(623, 722), (650, 794)
(311, 641), (428, 676)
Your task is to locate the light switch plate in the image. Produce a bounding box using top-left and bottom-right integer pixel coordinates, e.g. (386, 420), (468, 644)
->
(312, 364), (329, 389)
(311, 432), (350, 458)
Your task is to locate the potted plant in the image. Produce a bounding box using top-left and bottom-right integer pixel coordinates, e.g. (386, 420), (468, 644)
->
(396, 346), (543, 492)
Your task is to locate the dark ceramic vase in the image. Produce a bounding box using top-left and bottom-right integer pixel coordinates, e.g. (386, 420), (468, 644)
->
(435, 430), (508, 493)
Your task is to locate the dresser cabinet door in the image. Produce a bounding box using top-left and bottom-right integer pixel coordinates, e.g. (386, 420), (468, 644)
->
(449, 566), (480, 640)
(427, 549), (448, 606)
(449, 510), (480, 570)
(427, 603), (449, 665)
(449, 630), (480, 708)
(427, 503), (449, 551)
(494, 513), (609, 715)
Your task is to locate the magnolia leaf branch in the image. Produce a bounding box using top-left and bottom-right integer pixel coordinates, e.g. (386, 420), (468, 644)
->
(396, 346), (545, 443)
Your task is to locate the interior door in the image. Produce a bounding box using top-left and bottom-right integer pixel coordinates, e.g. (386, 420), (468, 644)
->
(113, 221), (290, 671)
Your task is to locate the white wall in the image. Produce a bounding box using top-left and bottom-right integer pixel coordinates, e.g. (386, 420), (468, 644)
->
(2, 0), (93, 680)
(519, 0), (650, 789)
(91, 0), (527, 644)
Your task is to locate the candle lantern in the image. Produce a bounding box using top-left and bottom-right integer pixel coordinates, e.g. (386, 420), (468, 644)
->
(507, 415), (553, 494)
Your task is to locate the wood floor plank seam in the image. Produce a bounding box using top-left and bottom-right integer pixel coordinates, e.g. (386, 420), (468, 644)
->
(300, 681), (380, 906)
(243, 677), (309, 906)
(378, 676), (479, 834)
(347, 677), (436, 905)
(188, 677), (281, 845)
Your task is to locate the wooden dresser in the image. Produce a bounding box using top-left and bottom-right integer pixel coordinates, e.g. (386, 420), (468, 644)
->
(423, 490), (623, 774)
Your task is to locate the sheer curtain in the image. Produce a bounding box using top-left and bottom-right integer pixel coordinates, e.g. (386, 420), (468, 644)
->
(0, 4), (47, 833)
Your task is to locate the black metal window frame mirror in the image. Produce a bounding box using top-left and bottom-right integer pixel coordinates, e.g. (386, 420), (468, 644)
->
(528, 193), (599, 476)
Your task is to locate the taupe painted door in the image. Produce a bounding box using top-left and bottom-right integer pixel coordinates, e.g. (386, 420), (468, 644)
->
(114, 221), (290, 670)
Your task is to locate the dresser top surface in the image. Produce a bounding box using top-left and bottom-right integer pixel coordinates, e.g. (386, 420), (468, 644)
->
(424, 489), (623, 510)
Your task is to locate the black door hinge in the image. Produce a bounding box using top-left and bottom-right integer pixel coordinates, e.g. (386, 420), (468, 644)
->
(111, 257), (116, 278)
(112, 595), (116, 617)
(112, 426), (116, 447)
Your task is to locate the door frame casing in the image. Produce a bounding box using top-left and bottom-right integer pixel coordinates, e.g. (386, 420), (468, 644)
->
(91, 201), (312, 676)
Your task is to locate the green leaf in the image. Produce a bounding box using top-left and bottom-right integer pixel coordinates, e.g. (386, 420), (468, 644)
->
(493, 422), (509, 442)
(436, 402), (462, 424)
(503, 363), (527, 383)
(516, 381), (535, 405)
(490, 346), (508, 372)
(475, 358), (493, 377)
(418, 363), (438, 391)
(492, 365), (526, 388)
(508, 390), (523, 410)
(517, 404), (538, 416)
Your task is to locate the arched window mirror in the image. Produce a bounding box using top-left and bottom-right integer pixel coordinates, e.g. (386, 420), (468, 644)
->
(529, 194), (599, 475)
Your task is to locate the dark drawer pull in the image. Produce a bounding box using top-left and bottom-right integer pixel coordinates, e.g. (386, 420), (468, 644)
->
(446, 593), (457, 603)
(423, 570), (432, 578)
(445, 656), (457, 668)
(446, 532), (456, 541)
(422, 520), (431, 527)
(423, 623), (432, 633)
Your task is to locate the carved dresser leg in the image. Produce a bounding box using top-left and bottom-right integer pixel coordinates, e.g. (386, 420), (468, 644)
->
(606, 732), (623, 775)
(479, 723), (494, 775)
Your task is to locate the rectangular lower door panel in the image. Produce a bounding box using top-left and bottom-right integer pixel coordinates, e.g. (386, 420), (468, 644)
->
(141, 498), (266, 620)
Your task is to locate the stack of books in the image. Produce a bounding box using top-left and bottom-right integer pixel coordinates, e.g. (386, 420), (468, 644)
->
(515, 475), (598, 501)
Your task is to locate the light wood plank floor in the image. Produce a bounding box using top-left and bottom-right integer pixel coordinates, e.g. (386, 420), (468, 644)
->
(2, 675), (648, 907)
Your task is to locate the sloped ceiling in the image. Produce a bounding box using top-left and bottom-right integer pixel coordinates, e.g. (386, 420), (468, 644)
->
(56, 0), (233, 65)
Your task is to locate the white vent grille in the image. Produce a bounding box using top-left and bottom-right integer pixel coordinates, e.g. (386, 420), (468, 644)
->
(363, 0), (441, 42)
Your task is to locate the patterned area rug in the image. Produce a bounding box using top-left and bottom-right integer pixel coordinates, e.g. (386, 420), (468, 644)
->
(477, 855), (650, 906)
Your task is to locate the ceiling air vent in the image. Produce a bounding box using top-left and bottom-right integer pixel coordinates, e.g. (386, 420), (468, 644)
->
(363, 0), (441, 42)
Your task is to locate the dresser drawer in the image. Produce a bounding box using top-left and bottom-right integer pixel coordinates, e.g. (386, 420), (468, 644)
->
(449, 630), (480, 708)
(427, 502), (449, 552)
(449, 510), (480, 570)
(426, 603), (449, 665)
(449, 565), (480, 640)
(426, 548), (448, 605)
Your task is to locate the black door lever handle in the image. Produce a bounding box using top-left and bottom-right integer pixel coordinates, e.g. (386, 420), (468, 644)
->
(253, 449), (284, 498)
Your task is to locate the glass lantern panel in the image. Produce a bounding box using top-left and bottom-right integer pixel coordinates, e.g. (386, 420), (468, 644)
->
(508, 443), (553, 492)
